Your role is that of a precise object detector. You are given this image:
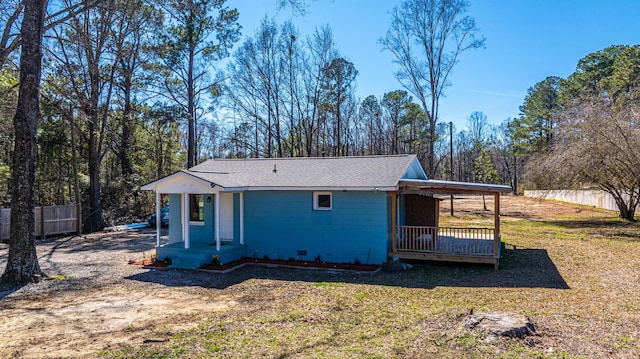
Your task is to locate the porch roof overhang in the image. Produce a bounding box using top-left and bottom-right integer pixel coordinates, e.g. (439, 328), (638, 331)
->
(398, 179), (512, 195)
(140, 171), (221, 193)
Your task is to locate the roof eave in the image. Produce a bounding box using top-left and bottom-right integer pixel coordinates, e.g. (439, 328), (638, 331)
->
(140, 170), (218, 191)
(398, 179), (512, 193)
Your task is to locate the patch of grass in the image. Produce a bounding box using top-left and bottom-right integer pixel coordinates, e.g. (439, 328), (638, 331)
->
(313, 281), (342, 288)
(606, 334), (636, 350)
(100, 196), (640, 358)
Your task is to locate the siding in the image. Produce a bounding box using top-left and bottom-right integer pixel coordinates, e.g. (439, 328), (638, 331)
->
(188, 194), (214, 245)
(243, 190), (388, 265)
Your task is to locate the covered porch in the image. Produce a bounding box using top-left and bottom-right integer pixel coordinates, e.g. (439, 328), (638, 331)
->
(389, 179), (511, 269)
(142, 172), (248, 269)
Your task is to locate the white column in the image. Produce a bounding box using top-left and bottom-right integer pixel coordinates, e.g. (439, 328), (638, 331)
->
(180, 193), (184, 242)
(183, 193), (190, 249)
(215, 191), (221, 251)
(155, 192), (161, 247)
(239, 191), (244, 245)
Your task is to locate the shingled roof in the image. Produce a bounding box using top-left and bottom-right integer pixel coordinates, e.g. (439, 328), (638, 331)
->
(178, 154), (424, 190)
(141, 155), (424, 191)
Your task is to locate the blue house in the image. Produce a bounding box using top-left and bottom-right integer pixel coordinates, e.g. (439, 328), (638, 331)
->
(141, 155), (511, 269)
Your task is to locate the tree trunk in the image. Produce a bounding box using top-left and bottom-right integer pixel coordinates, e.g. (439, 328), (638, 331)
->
(187, 45), (196, 167)
(614, 196), (637, 222)
(87, 121), (105, 232)
(120, 74), (133, 179)
(2, 0), (47, 284)
(69, 109), (82, 235)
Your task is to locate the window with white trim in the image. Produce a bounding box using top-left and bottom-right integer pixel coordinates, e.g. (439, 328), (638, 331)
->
(189, 194), (204, 221)
(313, 192), (332, 211)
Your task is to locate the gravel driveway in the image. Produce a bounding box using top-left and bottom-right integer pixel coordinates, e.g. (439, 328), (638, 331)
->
(0, 228), (243, 358)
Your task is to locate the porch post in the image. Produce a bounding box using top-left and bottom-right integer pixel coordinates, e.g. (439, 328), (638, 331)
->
(215, 191), (221, 251)
(391, 191), (397, 254)
(493, 193), (500, 264)
(239, 191), (244, 245)
(183, 193), (190, 249)
(155, 191), (161, 247)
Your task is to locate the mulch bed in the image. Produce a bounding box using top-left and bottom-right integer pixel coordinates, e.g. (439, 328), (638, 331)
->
(128, 256), (379, 272)
(200, 257), (380, 272)
(129, 259), (171, 268)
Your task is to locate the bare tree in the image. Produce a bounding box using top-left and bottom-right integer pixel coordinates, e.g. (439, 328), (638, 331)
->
(1, 1), (101, 68)
(380, 0), (484, 177)
(528, 94), (640, 220)
(2, 0), (46, 283)
(0, 0), (23, 69)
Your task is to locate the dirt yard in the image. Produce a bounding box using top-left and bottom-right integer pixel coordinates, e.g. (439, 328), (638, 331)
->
(0, 229), (243, 358)
(0, 195), (638, 358)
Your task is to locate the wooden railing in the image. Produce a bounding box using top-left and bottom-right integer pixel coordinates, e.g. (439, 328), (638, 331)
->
(0, 204), (79, 241)
(395, 225), (496, 256)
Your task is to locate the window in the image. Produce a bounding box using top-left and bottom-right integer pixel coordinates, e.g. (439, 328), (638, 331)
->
(189, 194), (204, 221)
(313, 192), (332, 211)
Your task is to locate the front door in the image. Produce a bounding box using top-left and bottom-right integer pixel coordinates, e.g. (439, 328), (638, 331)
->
(219, 192), (234, 240)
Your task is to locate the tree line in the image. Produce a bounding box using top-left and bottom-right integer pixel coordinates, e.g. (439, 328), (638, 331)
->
(1, 0), (489, 233)
(464, 45), (640, 221)
(1, 0), (638, 241)
(2, 0), (639, 282)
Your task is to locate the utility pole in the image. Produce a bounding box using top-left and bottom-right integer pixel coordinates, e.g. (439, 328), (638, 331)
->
(449, 121), (454, 216)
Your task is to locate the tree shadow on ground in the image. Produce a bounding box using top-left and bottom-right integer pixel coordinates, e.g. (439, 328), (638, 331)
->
(0, 282), (28, 300)
(37, 229), (160, 257)
(126, 244), (569, 290)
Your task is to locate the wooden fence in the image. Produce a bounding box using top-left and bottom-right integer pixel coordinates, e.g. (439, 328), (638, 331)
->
(0, 204), (79, 241)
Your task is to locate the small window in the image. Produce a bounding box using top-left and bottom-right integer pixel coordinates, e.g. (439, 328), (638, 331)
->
(189, 194), (204, 221)
(313, 192), (332, 211)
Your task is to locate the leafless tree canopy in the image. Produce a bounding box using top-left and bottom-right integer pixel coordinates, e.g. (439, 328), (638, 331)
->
(527, 93), (640, 220)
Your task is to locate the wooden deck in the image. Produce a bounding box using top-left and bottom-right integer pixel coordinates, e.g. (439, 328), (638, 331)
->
(389, 225), (501, 268)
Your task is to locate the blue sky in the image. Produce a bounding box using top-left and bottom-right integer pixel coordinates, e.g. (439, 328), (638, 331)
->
(232, 0), (640, 130)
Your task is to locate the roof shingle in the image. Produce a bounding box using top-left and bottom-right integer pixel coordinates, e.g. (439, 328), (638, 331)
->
(185, 154), (419, 189)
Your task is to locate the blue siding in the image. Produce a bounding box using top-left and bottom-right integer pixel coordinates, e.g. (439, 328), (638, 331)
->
(189, 194), (214, 245)
(233, 193), (240, 244)
(167, 193), (216, 245)
(244, 191), (388, 264)
(398, 194), (406, 225)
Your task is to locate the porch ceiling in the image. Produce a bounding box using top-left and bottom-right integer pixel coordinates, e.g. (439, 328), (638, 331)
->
(398, 179), (511, 195)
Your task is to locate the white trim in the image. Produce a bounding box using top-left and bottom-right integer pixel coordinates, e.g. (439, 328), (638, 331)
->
(155, 192), (161, 247)
(244, 186), (397, 192)
(188, 194), (205, 222)
(188, 186), (398, 192)
(215, 191), (221, 251)
(141, 170), (214, 191)
(313, 191), (333, 211)
(183, 193), (190, 249)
